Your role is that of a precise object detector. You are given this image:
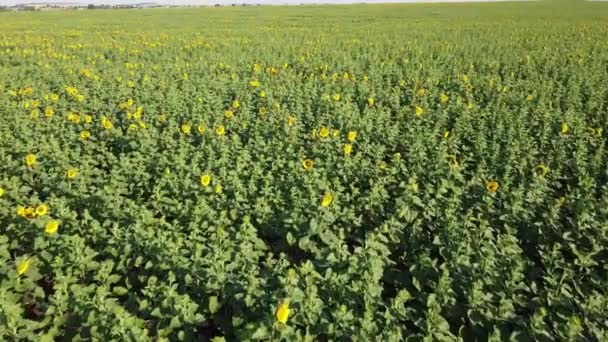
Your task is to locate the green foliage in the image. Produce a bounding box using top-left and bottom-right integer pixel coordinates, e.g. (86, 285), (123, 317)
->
(0, 1), (607, 340)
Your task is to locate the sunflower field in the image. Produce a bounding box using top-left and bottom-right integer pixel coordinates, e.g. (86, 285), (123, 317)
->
(1, 1), (608, 340)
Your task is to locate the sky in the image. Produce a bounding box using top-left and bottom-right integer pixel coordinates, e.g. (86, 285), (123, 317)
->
(0, 0), (521, 6)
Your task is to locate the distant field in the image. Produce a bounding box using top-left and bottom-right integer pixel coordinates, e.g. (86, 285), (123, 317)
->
(0, 0), (537, 7)
(1, 1), (608, 340)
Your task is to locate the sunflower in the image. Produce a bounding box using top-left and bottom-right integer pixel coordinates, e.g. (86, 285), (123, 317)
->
(67, 112), (81, 124)
(343, 144), (352, 157)
(215, 125), (225, 136)
(367, 96), (374, 107)
(181, 123), (192, 135)
(101, 117), (113, 130)
(44, 107), (54, 118)
(35, 204), (48, 217)
(440, 93), (449, 103)
(561, 122), (569, 134)
(232, 100), (240, 109)
(67, 168), (78, 179)
(225, 110), (234, 119)
(302, 159), (314, 171)
(80, 130), (91, 140)
(200, 174), (212, 187)
(20, 206), (37, 219)
(321, 192), (333, 207)
(45, 220), (60, 235)
(276, 301), (290, 325)
(287, 116), (296, 127)
(197, 124), (206, 134)
(415, 106), (424, 116)
(347, 131), (357, 142)
(319, 126), (330, 138)
(16, 258), (30, 276)
(535, 164), (549, 177)
(25, 154), (37, 167)
(486, 181), (499, 193)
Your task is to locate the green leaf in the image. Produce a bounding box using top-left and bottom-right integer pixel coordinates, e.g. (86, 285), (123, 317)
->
(208, 296), (219, 314)
(113, 286), (129, 296)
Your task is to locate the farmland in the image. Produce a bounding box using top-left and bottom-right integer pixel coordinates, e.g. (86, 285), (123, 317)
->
(1, 1), (608, 340)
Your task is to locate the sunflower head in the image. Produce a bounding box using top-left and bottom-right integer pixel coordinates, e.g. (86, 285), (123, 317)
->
(302, 159), (314, 171)
(486, 181), (499, 194)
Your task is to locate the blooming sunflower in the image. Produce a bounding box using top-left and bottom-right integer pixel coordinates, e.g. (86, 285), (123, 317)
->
(535, 164), (549, 177)
(25, 154), (37, 168)
(343, 144), (352, 157)
(321, 192), (333, 207)
(197, 124), (206, 134)
(347, 131), (357, 142)
(276, 301), (290, 325)
(45, 220), (60, 235)
(35, 204), (48, 217)
(201, 174), (212, 188)
(101, 117), (113, 130)
(486, 181), (499, 193)
(16, 258), (30, 276)
(302, 159), (313, 171)
(67, 168), (78, 179)
(181, 123), (192, 135)
(319, 126), (330, 138)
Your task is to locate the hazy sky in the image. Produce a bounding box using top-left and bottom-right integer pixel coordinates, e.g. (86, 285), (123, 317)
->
(0, 0), (520, 5)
